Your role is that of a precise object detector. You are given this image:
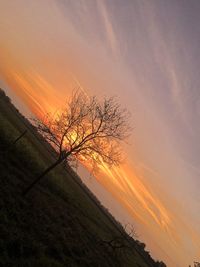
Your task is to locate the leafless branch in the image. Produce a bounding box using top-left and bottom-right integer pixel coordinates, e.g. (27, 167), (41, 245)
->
(23, 89), (131, 195)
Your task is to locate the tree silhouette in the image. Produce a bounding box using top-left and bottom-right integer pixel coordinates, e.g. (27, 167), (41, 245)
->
(22, 90), (131, 196)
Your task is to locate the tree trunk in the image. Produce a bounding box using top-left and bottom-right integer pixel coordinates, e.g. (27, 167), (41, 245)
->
(22, 159), (62, 197)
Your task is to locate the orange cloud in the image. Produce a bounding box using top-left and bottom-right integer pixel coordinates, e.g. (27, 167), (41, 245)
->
(2, 68), (64, 118)
(99, 162), (171, 229)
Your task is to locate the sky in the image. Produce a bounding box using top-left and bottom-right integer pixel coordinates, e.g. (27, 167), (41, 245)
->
(0, 1), (200, 266)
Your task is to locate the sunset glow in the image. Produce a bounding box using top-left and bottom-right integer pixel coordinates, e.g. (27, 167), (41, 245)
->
(1, 1), (200, 266)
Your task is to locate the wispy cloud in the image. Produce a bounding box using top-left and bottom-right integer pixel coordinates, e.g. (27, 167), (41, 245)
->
(97, 0), (118, 57)
(1, 1), (200, 266)
(99, 162), (171, 230)
(5, 69), (63, 117)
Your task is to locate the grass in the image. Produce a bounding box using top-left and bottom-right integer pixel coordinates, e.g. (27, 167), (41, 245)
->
(0, 91), (163, 267)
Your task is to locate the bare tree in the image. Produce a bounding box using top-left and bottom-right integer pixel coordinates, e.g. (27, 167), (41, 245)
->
(98, 223), (137, 251)
(22, 90), (131, 196)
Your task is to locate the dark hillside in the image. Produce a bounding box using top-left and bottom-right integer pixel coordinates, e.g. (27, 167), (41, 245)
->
(0, 89), (166, 267)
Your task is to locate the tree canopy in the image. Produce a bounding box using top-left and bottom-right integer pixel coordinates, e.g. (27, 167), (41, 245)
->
(23, 90), (131, 195)
(35, 90), (131, 170)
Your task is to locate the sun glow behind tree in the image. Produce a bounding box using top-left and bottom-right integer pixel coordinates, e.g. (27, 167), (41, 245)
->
(23, 90), (131, 195)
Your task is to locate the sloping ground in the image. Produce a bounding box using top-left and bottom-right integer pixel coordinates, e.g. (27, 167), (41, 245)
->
(0, 90), (165, 267)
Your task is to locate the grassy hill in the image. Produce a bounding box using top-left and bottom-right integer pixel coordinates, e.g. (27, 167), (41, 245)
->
(0, 89), (166, 267)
